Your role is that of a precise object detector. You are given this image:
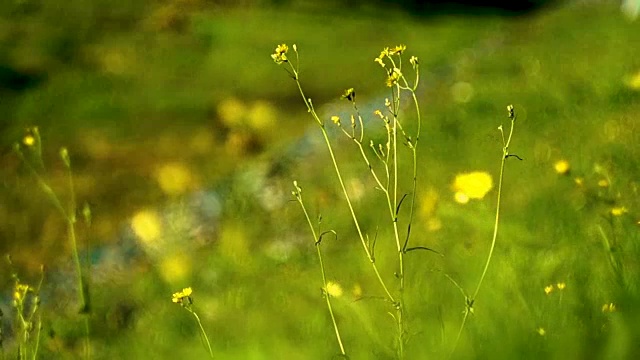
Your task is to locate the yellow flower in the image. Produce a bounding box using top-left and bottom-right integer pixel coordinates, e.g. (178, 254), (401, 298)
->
(409, 56), (419, 67)
(131, 209), (162, 244)
(271, 44), (289, 64)
(536, 327), (546, 336)
(23, 135), (35, 146)
(624, 71), (640, 90)
(544, 285), (554, 295)
(602, 302), (616, 313)
(325, 281), (343, 298)
(598, 179), (610, 188)
(452, 171), (493, 204)
(611, 207), (628, 216)
(331, 116), (340, 125)
(156, 162), (194, 196)
(554, 160), (570, 175)
(341, 88), (356, 102)
(386, 68), (402, 87)
(388, 44), (406, 55)
(556, 282), (566, 290)
(13, 283), (32, 303)
(172, 287), (193, 305)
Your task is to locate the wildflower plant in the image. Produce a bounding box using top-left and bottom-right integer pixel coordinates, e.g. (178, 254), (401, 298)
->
(6, 256), (45, 360)
(13, 127), (91, 358)
(171, 287), (214, 358)
(272, 43), (436, 358)
(449, 104), (519, 357)
(272, 43), (519, 358)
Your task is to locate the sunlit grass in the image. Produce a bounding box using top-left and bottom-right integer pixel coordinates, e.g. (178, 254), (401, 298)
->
(1, 1), (640, 359)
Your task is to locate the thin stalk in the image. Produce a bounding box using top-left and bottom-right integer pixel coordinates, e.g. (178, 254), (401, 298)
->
(31, 320), (41, 360)
(294, 183), (346, 356)
(189, 311), (214, 359)
(288, 61), (396, 304)
(61, 149), (91, 359)
(472, 117), (515, 301)
(449, 108), (517, 358)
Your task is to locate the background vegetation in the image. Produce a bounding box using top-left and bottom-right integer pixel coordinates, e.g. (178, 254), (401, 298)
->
(1, 0), (639, 358)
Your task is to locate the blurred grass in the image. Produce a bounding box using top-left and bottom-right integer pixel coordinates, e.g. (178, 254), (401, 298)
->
(1, 0), (640, 359)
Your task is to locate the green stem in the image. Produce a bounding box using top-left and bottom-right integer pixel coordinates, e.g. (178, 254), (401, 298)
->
(190, 311), (214, 359)
(449, 110), (517, 358)
(289, 63), (396, 304)
(295, 187), (346, 355)
(62, 154), (91, 360)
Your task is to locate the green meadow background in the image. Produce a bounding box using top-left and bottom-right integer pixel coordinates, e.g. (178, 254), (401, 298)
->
(1, 0), (640, 358)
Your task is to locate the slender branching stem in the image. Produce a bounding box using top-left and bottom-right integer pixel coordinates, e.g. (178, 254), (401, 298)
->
(288, 60), (396, 304)
(293, 182), (346, 356)
(14, 132), (91, 359)
(449, 107), (518, 358)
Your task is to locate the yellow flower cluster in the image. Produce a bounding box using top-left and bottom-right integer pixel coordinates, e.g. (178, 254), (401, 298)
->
(386, 68), (402, 87)
(271, 44), (289, 64)
(13, 283), (32, 305)
(611, 206), (628, 216)
(172, 287), (193, 306)
(374, 45), (406, 66)
(544, 282), (566, 295)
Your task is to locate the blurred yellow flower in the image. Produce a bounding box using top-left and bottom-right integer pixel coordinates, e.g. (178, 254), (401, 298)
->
(331, 116), (340, 125)
(453, 171), (493, 204)
(131, 209), (162, 244)
(544, 285), (554, 295)
(574, 177), (584, 186)
(598, 179), (610, 188)
(602, 302), (616, 313)
(23, 135), (35, 147)
(160, 253), (192, 284)
(156, 162), (194, 196)
(419, 188), (439, 219)
(218, 97), (246, 128)
(247, 100), (277, 131)
(611, 207), (628, 216)
(325, 281), (343, 298)
(536, 327), (546, 336)
(624, 71), (640, 90)
(556, 282), (566, 290)
(554, 160), (570, 175)
(13, 283), (31, 303)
